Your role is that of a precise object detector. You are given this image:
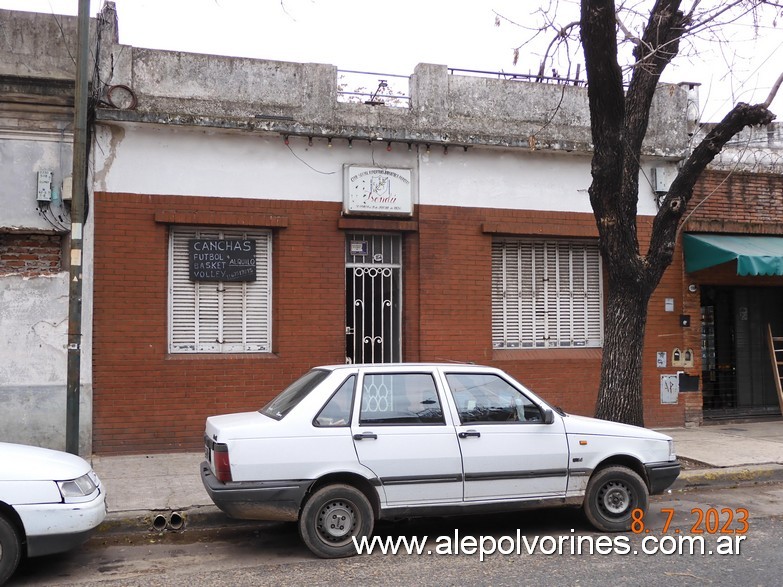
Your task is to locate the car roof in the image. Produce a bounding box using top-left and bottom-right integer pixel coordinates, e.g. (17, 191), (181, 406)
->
(316, 363), (492, 371)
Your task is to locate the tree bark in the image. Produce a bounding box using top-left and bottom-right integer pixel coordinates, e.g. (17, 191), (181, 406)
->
(595, 276), (650, 425)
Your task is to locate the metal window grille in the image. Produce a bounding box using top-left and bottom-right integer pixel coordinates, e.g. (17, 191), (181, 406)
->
(169, 226), (272, 353)
(492, 238), (603, 349)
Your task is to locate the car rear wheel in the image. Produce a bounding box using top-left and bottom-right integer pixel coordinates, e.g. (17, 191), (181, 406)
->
(298, 484), (374, 558)
(0, 513), (23, 585)
(584, 465), (648, 532)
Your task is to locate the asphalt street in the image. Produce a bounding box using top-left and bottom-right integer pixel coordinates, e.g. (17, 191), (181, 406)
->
(10, 482), (783, 587)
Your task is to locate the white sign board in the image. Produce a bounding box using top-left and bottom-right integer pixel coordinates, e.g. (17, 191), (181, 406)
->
(344, 166), (413, 216)
(660, 374), (679, 404)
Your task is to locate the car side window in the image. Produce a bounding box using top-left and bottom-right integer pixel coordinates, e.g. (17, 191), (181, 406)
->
(314, 376), (355, 427)
(359, 373), (445, 425)
(445, 373), (543, 424)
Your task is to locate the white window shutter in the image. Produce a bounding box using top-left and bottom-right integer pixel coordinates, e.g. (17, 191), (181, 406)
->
(170, 227), (199, 352)
(585, 245), (603, 345)
(244, 232), (271, 351)
(169, 226), (272, 354)
(519, 242), (534, 346)
(492, 238), (603, 349)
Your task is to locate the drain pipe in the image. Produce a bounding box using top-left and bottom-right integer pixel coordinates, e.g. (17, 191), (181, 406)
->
(151, 512), (186, 532)
(168, 512), (184, 530)
(152, 514), (167, 532)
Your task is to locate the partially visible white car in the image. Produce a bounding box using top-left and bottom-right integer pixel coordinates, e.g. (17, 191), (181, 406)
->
(0, 442), (106, 584)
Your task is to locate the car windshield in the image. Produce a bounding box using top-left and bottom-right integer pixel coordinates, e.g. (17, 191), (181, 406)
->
(259, 369), (331, 420)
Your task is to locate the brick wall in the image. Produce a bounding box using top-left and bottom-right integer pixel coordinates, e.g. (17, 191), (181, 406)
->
(93, 193), (349, 454)
(416, 205), (686, 426)
(417, 206), (605, 417)
(93, 193), (687, 454)
(688, 170), (783, 234)
(0, 233), (62, 275)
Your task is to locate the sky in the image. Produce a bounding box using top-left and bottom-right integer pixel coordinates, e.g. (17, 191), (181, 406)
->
(2, 0), (783, 121)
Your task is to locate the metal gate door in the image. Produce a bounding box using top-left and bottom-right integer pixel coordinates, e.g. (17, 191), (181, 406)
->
(345, 233), (402, 364)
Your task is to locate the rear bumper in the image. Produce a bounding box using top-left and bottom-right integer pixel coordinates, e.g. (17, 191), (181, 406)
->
(645, 461), (681, 494)
(200, 461), (311, 522)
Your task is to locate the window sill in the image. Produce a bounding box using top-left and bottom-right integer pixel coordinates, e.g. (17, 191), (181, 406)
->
(492, 348), (602, 361)
(166, 352), (279, 360)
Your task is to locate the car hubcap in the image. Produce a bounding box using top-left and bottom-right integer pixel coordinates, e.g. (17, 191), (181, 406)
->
(317, 499), (356, 543)
(598, 481), (632, 516)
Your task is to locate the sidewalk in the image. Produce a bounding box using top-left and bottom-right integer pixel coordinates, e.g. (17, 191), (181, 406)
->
(89, 419), (783, 535)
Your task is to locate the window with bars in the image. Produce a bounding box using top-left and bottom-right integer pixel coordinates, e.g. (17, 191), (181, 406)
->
(491, 238), (603, 349)
(169, 226), (272, 353)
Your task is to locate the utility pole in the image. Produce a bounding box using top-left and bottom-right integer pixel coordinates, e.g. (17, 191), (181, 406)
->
(66, 0), (91, 455)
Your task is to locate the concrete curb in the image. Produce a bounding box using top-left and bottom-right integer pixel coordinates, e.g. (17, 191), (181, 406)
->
(673, 463), (783, 491)
(95, 505), (238, 537)
(91, 464), (783, 540)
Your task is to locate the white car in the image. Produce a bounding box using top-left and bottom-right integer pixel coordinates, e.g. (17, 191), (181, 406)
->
(0, 442), (106, 584)
(201, 364), (680, 558)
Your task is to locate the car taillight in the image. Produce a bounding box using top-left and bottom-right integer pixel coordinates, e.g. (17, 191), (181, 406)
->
(213, 444), (233, 483)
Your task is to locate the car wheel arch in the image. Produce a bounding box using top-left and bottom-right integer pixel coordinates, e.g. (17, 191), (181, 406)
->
(303, 473), (380, 519)
(0, 504), (25, 585)
(590, 455), (650, 491)
(0, 502), (26, 549)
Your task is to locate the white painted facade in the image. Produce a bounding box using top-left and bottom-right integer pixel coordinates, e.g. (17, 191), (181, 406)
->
(94, 124), (664, 217)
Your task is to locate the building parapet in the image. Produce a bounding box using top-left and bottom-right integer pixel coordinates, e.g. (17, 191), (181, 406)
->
(88, 3), (688, 159)
(2, 3), (691, 162)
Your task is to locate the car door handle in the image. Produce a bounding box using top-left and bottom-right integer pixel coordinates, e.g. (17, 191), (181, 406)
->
(353, 432), (378, 440)
(458, 430), (481, 439)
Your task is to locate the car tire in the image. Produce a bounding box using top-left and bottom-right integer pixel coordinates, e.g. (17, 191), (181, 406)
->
(0, 513), (23, 585)
(584, 465), (649, 532)
(298, 484), (374, 559)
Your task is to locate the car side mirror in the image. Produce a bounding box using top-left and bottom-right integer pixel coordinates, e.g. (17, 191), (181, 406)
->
(542, 408), (555, 425)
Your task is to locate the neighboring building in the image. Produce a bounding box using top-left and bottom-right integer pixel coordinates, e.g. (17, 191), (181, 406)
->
(0, 9), (94, 451)
(681, 123), (783, 422)
(9, 2), (778, 456)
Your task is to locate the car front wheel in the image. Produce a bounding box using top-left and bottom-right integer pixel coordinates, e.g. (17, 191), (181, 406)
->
(0, 513), (22, 585)
(584, 465), (649, 532)
(298, 484), (374, 558)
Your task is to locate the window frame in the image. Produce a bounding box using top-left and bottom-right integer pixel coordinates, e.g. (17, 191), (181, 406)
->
(260, 369), (331, 420)
(491, 237), (603, 350)
(313, 375), (356, 428)
(445, 372), (544, 425)
(168, 225), (272, 354)
(358, 372), (446, 426)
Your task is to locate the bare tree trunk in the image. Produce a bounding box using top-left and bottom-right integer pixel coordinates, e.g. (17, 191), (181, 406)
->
(595, 277), (651, 426)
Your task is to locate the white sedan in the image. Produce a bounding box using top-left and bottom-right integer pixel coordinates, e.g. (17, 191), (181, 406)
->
(202, 364), (680, 558)
(0, 442), (106, 584)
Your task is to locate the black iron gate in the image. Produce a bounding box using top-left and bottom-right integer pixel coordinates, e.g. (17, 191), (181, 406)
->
(345, 233), (402, 364)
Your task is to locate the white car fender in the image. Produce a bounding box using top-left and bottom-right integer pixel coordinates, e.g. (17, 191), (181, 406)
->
(0, 479), (61, 505)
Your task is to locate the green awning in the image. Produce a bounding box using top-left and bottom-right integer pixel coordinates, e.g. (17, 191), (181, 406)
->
(683, 234), (783, 276)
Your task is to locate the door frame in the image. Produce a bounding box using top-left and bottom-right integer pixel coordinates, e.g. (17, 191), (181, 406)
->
(345, 232), (402, 364)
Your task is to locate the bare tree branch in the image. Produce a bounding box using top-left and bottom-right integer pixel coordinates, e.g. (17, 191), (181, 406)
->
(615, 12), (643, 47)
(536, 22), (581, 76)
(763, 70), (783, 106)
(646, 99), (776, 282)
